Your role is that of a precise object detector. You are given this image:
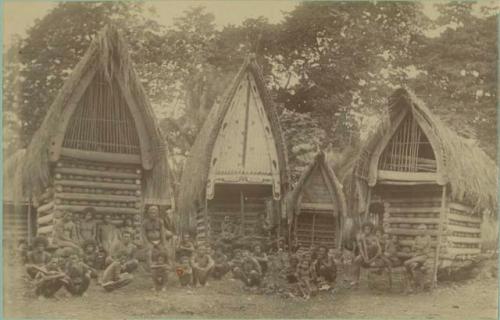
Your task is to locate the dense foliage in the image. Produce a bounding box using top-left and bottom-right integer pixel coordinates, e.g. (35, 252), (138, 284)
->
(3, 2), (497, 188)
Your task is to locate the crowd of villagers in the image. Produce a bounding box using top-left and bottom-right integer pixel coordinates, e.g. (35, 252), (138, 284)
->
(14, 204), (432, 301)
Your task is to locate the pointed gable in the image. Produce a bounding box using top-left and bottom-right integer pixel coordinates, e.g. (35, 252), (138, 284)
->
(207, 70), (280, 190)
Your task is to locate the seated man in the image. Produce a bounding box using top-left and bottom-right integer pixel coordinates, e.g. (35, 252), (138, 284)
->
(314, 246), (337, 286)
(296, 256), (315, 300)
(191, 246), (214, 287)
(252, 244), (269, 275)
(233, 251), (262, 287)
(404, 224), (432, 291)
(176, 234), (195, 260)
(26, 236), (52, 279)
(212, 246), (230, 280)
(52, 211), (82, 254)
(176, 255), (193, 287)
(150, 249), (171, 292)
(33, 257), (68, 299)
(63, 250), (92, 296)
(101, 250), (134, 292)
(107, 230), (139, 273)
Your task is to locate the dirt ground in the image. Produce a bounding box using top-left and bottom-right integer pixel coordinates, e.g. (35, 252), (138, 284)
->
(4, 261), (498, 320)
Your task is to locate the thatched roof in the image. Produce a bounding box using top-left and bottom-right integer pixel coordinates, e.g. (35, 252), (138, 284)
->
(177, 55), (289, 228)
(19, 25), (172, 206)
(4, 149), (27, 203)
(353, 87), (497, 213)
(286, 151), (347, 222)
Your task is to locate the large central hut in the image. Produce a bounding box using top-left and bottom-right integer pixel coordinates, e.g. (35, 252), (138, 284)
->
(178, 55), (289, 242)
(18, 26), (172, 240)
(350, 87), (497, 277)
(286, 151), (347, 250)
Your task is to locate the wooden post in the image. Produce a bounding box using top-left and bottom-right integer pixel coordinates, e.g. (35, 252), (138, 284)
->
(433, 185), (447, 289)
(27, 198), (33, 243)
(204, 197), (209, 242)
(364, 188), (372, 222)
(240, 191), (245, 235)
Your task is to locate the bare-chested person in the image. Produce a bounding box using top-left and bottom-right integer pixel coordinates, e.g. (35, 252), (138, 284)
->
(26, 236), (52, 279)
(52, 211), (82, 254)
(212, 245), (230, 279)
(191, 246), (214, 287)
(233, 251), (262, 287)
(107, 230), (139, 273)
(176, 234), (195, 260)
(176, 255), (193, 287)
(98, 214), (122, 254)
(351, 221), (386, 286)
(296, 256), (315, 300)
(404, 224), (432, 291)
(142, 205), (165, 249)
(79, 207), (97, 244)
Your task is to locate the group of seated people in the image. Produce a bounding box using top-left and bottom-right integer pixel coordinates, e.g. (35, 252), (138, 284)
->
(14, 207), (433, 299)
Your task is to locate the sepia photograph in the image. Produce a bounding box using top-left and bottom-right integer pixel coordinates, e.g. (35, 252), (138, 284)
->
(2, 1), (498, 319)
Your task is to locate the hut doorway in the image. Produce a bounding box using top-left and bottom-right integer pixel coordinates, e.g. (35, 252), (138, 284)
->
(206, 184), (273, 239)
(295, 209), (337, 249)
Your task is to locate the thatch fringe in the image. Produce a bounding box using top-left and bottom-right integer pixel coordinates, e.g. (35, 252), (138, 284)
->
(177, 55), (289, 229)
(285, 151), (347, 223)
(18, 25), (172, 206)
(352, 87), (497, 214)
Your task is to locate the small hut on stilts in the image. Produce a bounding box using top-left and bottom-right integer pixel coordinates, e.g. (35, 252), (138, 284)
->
(286, 151), (347, 250)
(351, 87), (497, 283)
(178, 55), (289, 244)
(17, 26), (172, 242)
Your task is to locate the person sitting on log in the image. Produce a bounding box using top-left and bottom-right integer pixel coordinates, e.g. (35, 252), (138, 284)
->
(176, 255), (193, 287)
(26, 236), (52, 279)
(176, 233), (195, 260)
(233, 251), (263, 288)
(101, 250), (134, 292)
(252, 244), (269, 275)
(79, 207), (98, 244)
(33, 256), (68, 299)
(212, 245), (230, 280)
(351, 221), (386, 286)
(314, 246), (337, 288)
(150, 248), (171, 292)
(52, 211), (82, 254)
(191, 245), (215, 287)
(98, 214), (122, 255)
(404, 224), (432, 292)
(63, 249), (92, 296)
(107, 230), (139, 273)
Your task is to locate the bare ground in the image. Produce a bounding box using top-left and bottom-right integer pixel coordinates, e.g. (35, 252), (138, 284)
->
(4, 262), (498, 320)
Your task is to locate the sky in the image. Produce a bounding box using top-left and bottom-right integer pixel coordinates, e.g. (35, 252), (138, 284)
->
(3, 1), (298, 47)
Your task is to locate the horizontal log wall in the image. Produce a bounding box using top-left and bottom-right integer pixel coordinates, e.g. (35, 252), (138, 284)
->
(443, 201), (481, 259)
(37, 157), (144, 242)
(3, 203), (29, 241)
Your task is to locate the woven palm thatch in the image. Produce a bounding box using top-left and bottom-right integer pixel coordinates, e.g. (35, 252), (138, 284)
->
(177, 55), (289, 229)
(286, 151), (347, 223)
(18, 25), (172, 205)
(352, 87), (497, 214)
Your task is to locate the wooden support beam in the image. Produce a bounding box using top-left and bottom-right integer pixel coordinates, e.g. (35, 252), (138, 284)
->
(38, 213), (54, 225)
(38, 225), (53, 235)
(55, 179), (140, 191)
(447, 236), (482, 244)
(37, 201), (55, 214)
(55, 205), (140, 215)
(447, 212), (480, 223)
(377, 170), (438, 183)
(386, 228), (440, 236)
(60, 148), (141, 165)
(386, 217), (440, 224)
(55, 167), (140, 179)
(448, 202), (473, 213)
(446, 247), (481, 255)
(388, 207), (442, 213)
(55, 192), (139, 203)
(447, 224), (481, 234)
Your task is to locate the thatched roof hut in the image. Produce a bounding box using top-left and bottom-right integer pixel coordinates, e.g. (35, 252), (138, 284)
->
(18, 25), (172, 206)
(352, 87), (497, 214)
(178, 55), (289, 230)
(286, 151), (347, 249)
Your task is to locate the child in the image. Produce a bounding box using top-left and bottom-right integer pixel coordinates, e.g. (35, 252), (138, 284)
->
(82, 240), (99, 278)
(176, 255), (193, 287)
(101, 251), (134, 292)
(33, 257), (68, 299)
(151, 250), (171, 292)
(64, 251), (92, 296)
(26, 236), (52, 279)
(296, 256), (315, 300)
(212, 246), (230, 280)
(176, 234), (195, 260)
(191, 246), (214, 287)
